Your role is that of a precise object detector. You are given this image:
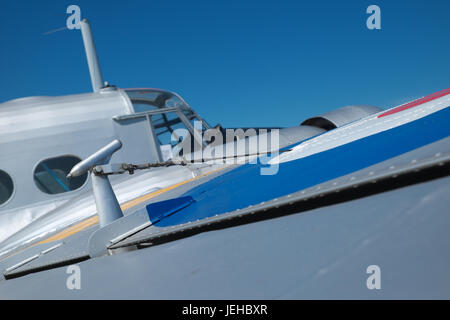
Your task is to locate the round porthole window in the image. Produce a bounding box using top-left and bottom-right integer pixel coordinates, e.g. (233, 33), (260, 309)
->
(0, 170), (14, 206)
(33, 156), (88, 195)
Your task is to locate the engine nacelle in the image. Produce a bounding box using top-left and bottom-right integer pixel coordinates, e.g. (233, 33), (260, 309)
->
(301, 105), (383, 130)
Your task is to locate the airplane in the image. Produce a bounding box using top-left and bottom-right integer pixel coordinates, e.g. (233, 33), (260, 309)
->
(0, 18), (449, 299)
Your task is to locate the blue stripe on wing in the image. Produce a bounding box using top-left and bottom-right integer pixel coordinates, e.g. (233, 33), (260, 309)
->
(147, 106), (450, 227)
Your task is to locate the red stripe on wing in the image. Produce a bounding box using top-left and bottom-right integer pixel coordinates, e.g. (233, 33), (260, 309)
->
(378, 88), (450, 118)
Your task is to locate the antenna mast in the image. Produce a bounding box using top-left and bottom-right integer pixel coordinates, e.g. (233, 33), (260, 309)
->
(80, 19), (104, 92)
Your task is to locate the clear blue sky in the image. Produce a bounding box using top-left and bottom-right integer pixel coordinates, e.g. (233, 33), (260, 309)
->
(1, 0), (449, 128)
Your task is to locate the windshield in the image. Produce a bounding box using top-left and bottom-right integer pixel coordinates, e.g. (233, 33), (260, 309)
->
(123, 89), (212, 159)
(125, 89), (189, 112)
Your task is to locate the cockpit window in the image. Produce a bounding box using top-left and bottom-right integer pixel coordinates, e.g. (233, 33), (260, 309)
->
(124, 89), (211, 160)
(152, 112), (189, 147)
(34, 156), (88, 195)
(125, 89), (189, 113)
(0, 170), (14, 206)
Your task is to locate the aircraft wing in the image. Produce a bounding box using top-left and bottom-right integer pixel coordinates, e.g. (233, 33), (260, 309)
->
(0, 88), (449, 299)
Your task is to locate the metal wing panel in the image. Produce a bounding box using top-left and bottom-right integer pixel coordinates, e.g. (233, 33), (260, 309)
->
(2, 175), (450, 299)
